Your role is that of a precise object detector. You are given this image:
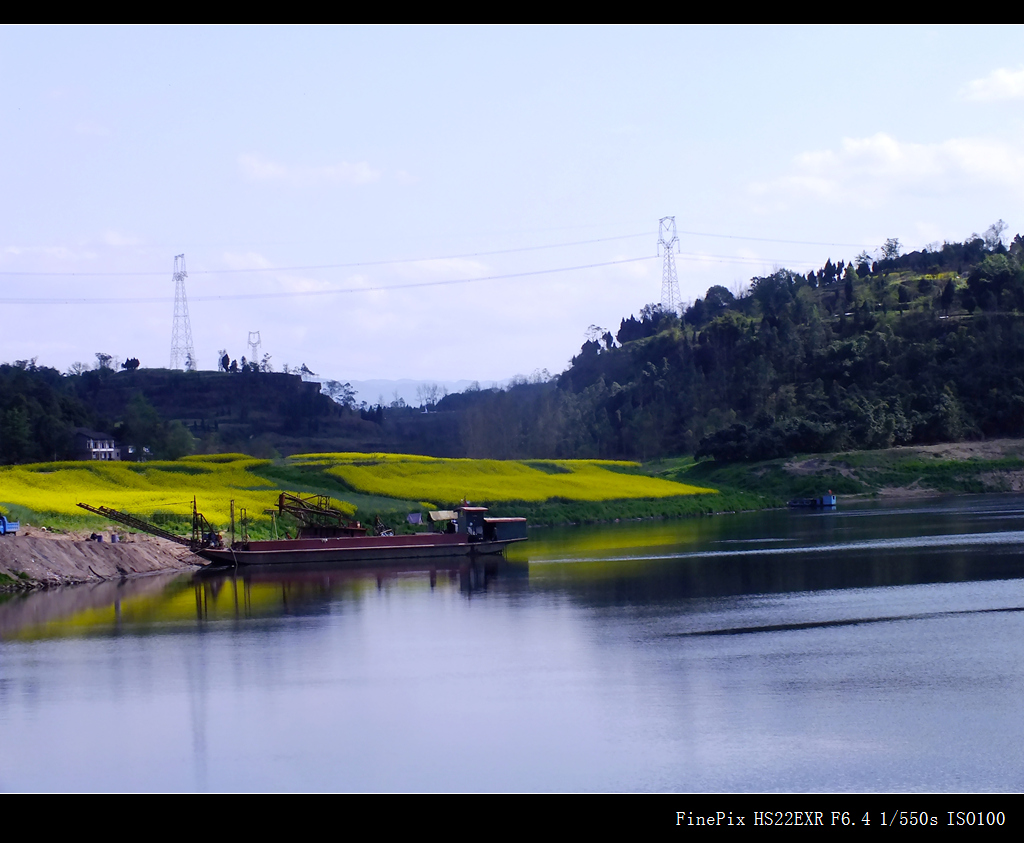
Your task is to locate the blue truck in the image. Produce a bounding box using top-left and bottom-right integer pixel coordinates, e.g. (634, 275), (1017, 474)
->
(0, 515), (19, 536)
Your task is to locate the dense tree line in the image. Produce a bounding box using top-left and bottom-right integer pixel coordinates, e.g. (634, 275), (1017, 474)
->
(0, 360), (93, 463)
(0, 363), (367, 464)
(431, 226), (1024, 462)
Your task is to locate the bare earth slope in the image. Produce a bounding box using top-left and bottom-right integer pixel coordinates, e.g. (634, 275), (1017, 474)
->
(0, 528), (199, 589)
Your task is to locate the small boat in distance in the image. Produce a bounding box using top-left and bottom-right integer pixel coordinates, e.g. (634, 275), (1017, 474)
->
(787, 492), (837, 509)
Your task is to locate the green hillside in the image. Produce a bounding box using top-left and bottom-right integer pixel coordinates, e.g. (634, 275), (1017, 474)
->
(435, 225), (1024, 463)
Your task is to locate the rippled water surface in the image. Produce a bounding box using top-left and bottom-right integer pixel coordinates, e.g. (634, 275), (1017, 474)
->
(3, 495), (1024, 792)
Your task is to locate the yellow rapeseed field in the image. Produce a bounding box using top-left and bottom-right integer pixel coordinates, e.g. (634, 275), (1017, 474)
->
(290, 453), (715, 504)
(0, 452), (715, 528)
(0, 454), (352, 526)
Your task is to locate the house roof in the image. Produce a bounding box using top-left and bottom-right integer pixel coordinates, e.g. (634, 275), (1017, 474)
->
(73, 427), (116, 440)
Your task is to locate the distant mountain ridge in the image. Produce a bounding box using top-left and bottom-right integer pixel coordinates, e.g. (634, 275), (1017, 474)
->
(305, 376), (507, 408)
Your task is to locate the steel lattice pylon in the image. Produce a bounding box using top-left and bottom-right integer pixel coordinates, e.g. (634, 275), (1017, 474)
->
(247, 331), (261, 364)
(169, 254), (196, 370)
(658, 216), (681, 314)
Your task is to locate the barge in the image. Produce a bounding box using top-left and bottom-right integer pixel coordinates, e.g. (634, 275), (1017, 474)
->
(79, 493), (527, 569)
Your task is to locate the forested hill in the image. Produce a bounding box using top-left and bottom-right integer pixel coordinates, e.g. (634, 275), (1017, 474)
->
(6, 226), (1024, 465)
(0, 367), (390, 463)
(433, 226), (1024, 461)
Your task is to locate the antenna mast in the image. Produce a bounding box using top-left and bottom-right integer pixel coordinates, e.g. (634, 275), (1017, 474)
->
(658, 216), (681, 314)
(169, 254), (196, 370)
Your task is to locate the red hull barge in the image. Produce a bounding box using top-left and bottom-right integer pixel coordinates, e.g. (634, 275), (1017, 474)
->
(198, 531), (522, 567)
(197, 501), (527, 568)
(79, 494), (528, 569)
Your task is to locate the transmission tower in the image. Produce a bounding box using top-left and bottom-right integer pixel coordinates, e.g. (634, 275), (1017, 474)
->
(658, 216), (681, 314)
(169, 254), (196, 370)
(247, 331), (262, 363)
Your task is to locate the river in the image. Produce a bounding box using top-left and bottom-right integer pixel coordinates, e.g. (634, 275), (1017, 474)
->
(2, 494), (1024, 792)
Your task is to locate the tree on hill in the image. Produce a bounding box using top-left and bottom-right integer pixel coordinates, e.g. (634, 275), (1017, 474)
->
(984, 219), (1008, 251)
(881, 238), (902, 260)
(321, 380), (357, 409)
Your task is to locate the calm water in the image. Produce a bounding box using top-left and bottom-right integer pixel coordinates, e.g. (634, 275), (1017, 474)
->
(3, 495), (1024, 792)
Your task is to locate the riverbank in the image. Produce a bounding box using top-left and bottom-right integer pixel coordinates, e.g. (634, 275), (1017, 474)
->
(662, 437), (1024, 504)
(0, 527), (199, 591)
(8, 439), (1024, 589)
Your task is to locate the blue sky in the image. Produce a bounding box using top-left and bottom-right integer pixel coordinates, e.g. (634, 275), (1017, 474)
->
(3, 25), (1023, 383)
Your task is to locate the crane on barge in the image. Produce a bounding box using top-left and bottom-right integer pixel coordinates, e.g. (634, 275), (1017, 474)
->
(77, 497), (218, 552)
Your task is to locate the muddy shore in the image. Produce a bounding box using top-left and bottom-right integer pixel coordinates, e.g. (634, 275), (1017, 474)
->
(0, 527), (200, 590)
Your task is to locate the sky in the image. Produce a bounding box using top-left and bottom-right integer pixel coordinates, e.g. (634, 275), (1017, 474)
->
(3, 25), (1024, 387)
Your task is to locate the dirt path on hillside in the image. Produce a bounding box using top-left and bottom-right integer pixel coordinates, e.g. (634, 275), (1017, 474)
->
(782, 438), (1024, 500)
(905, 439), (1024, 460)
(0, 527), (200, 589)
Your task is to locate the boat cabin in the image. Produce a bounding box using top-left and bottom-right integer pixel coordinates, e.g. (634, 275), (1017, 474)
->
(429, 505), (528, 543)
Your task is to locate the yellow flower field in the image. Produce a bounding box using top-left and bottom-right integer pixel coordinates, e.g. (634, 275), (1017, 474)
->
(291, 452), (715, 504)
(0, 454), (353, 526)
(0, 452), (716, 529)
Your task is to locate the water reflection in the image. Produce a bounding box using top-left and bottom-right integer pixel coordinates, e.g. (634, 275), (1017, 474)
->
(0, 558), (526, 640)
(520, 496), (1024, 604)
(190, 557), (518, 623)
(4, 494), (1024, 791)
(0, 574), (194, 641)
(5, 496), (1024, 639)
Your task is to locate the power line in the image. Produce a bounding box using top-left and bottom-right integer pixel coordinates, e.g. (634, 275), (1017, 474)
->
(676, 251), (823, 268)
(0, 255), (657, 305)
(0, 232), (651, 278)
(0, 228), (879, 279)
(0, 248), (851, 306)
(675, 229), (874, 249)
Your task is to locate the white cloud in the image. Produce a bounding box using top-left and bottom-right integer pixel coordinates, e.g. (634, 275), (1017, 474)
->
(238, 154), (290, 181)
(102, 230), (140, 247)
(75, 121), (111, 137)
(218, 251), (339, 296)
(0, 244), (98, 263)
(393, 257), (489, 280)
(222, 251), (274, 270)
(276, 272), (338, 295)
(616, 253), (652, 280)
(238, 153), (381, 185)
(961, 67), (1024, 101)
(751, 132), (1024, 208)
